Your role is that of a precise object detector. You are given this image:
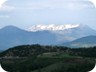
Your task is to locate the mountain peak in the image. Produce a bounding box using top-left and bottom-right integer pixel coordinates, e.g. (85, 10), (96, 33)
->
(27, 24), (80, 32)
(0, 25), (26, 32)
(1, 25), (19, 30)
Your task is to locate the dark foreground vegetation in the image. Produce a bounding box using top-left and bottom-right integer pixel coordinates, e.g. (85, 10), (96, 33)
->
(0, 44), (96, 72)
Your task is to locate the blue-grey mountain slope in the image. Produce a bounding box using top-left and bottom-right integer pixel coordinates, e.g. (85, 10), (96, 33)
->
(62, 36), (96, 48)
(0, 26), (57, 50)
(0, 24), (96, 50)
(53, 24), (96, 42)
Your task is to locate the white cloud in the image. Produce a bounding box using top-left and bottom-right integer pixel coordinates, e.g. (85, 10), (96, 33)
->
(0, 0), (95, 11)
(18, 0), (95, 10)
(0, 0), (7, 8)
(89, 0), (96, 7)
(0, 0), (15, 11)
(0, 5), (15, 11)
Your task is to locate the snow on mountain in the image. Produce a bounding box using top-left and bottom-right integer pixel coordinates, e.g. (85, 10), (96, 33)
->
(27, 24), (80, 32)
(0, 24), (96, 49)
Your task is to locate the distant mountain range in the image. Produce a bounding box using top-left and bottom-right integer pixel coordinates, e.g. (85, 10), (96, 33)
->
(0, 26), (57, 50)
(27, 24), (96, 42)
(0, 24), (96, 50)
(62, 36), (96, 48)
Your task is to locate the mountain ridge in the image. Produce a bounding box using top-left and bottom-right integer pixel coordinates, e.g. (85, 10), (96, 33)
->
(62, 35), (96, 48)
(0, 24), (96, 50)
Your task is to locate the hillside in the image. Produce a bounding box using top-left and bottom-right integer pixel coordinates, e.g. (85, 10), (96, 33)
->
(0, 45), (96, 72)
(0, 44), (96, 58)
(62, 36), (96, 48)
(0, 26), (57, 50)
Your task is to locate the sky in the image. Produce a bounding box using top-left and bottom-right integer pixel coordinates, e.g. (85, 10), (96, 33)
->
(0, 0), (96, 30)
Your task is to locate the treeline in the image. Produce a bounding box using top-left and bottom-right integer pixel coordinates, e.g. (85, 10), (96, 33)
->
(0, 44), (96, 58)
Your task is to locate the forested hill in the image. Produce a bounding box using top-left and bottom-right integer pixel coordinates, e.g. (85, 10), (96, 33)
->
(0, 44), (96, 58)
(0, 45), (96, 72)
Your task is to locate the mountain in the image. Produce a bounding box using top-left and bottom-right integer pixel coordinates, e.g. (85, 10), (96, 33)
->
(0, 26), (29, 50)
(0, 24), (96, 50)
(0, 26), (57, 50)
(62, 36), (96, 48)
(27, 24), (96, 42)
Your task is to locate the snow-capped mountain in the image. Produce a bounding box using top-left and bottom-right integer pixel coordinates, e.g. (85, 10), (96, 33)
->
(27, 24), (80, 32)
(0, 24), (96, 50)
(26, 24), (96, 43)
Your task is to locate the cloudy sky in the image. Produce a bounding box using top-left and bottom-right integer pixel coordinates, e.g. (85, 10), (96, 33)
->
(0, 0), (96, 29)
